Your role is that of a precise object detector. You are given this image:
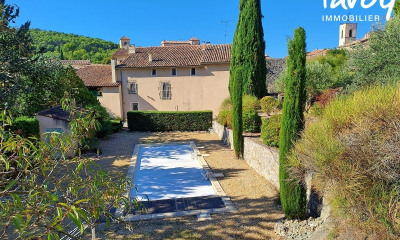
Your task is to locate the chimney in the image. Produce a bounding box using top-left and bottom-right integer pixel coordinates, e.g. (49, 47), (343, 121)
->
(129, 45), (136, 54)
(149, 53), (153, 62)
(111, 59), (117, 83)
(202, 41), (206, 51)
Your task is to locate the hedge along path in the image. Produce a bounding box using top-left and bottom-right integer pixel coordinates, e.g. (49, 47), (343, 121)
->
(127, 111), (212, 132)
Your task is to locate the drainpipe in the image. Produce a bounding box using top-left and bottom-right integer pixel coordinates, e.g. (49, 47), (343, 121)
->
(119, 70), (126, 120)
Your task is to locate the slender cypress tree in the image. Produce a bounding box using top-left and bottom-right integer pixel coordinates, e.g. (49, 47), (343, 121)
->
(232, 67), (243, 158)
(278, 27), (307, 219)
(395, 0), (400, 17)
(229, 0), (266, 98)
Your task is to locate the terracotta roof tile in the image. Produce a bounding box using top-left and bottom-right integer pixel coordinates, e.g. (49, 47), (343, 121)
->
(116, 44), (231, 68)
(76, 65), (120, 87)
(60, 60), (91, 65)
(306, 49), (328, 59)
(112, 48), (129, 57)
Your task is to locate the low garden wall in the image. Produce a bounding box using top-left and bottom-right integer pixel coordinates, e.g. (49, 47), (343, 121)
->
(212, 121), (280, 190)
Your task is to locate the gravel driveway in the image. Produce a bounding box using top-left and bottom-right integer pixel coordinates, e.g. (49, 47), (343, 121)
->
(91, 130), (284, 239)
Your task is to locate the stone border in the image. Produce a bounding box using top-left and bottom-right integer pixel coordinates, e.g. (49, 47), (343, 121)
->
(117, 141), (236, 221)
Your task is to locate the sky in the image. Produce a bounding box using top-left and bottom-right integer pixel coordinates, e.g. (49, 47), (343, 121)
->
(10, 0), (395, 58)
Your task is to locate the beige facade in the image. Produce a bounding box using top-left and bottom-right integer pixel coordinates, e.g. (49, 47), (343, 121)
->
(96, 86), (123, 118)
(112, 36), (232, 119)
(116, 64), (230, 118)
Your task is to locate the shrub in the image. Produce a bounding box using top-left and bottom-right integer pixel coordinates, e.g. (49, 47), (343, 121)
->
(242, 94), (260, 111)
(308, 103), (323, 117)
(260, 96), (279, 115)
(12, 116), (40, 137)
(261, 114), (281, 147)
(110, 119), (123, 133)
(289, 85), (400, 238)
(242, 109), (261, 133)
(127, 111), (212, 132)
(217, 97), (233, 128)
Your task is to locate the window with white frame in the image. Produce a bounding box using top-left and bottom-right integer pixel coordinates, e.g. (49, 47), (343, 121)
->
(130, 102), (139, 111)
(128, 82), (138, 94)
(172, 68), (177, 76)
(191, 68), (196, 76)
(160, 82), (171, 100)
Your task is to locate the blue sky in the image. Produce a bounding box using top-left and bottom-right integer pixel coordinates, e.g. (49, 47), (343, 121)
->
(10, 0), (394, 58)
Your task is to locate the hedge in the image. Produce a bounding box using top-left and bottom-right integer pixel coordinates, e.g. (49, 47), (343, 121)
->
(12, 116), (40, 137)
(127, 111), (212, 132)
(110, 119), (123, 133)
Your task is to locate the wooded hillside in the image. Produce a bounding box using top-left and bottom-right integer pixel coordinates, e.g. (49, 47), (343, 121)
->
(30, 29), (118, 64)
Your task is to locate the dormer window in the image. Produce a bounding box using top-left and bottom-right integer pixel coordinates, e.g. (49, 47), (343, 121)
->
(172, 68), (177, 76)
(152, 69), (157, 76)
(191, 68), (196, 76)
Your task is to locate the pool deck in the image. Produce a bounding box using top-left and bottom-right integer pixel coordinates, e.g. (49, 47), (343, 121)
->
(118, 141), (236, 221)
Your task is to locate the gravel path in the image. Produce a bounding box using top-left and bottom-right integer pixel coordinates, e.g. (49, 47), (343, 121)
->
(92, 130), (284, 239)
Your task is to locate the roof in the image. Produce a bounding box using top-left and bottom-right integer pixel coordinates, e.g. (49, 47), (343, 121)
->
(112, 48), (129, 57)
(190, 37), (199, 41)
(116, 44), (231, 68)
(338, 33), (370, 49)
(306, 49), (328, 59)
(76, 65), (120, 87)
(37, 106), (71, 121)
(120, 36), (130, 40)
(60, 60), (91, 66)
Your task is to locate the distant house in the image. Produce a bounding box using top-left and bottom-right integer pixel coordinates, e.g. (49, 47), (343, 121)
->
(36, 106), (77, 158)
(60, 60), (91, 70)
(111, 36), (232, 119)
(76, 65), (123, 118)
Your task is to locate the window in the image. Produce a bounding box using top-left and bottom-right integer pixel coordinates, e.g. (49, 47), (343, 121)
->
(130, 102), (139, 111)
(172, 68), (177, 76)
(341, 30), (343, 38)
(128, 82), (138, 94)
(160, 82), (171, 100)
(191, 68), (196, 76)
(152, 69), (157, 76)
(349, 29), (353, 37)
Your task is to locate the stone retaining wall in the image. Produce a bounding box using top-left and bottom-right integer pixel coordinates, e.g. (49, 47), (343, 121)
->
(212, 121), (280, 190)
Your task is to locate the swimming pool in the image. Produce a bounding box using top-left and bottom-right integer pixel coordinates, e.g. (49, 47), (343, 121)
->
(131, 143), (216, 201)
(121, 141), (236, 221)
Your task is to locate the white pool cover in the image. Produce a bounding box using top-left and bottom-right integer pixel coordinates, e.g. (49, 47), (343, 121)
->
(131, 144), (217, 201)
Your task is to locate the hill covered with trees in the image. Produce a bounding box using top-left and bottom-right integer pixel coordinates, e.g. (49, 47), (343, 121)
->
(30, 29), (118, 64)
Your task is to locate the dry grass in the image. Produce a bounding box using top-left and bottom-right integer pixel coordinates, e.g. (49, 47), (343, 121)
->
(290, 84), (400, 239)
(90, 131), (284, 239)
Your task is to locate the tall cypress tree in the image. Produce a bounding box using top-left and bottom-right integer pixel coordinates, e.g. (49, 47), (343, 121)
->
(278, 27), (307, 219)
(232, 67), (243, 158)
(395, 0), (400, 17)
(229, 0), (267, 98)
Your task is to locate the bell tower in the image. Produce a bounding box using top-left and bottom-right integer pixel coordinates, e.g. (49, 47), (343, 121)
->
(119, 36), (130, 49)
(339, 23), (357, 46)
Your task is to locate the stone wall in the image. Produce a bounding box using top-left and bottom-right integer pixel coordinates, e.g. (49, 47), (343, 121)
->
(266, 58), (286, 93)
(212, 121), (280, 190)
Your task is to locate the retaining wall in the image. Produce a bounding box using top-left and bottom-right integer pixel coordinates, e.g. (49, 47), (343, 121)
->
(212, 121), (280, 190)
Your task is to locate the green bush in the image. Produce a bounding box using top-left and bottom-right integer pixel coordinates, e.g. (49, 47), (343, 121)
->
(127, 111), (212, 132)
(242, 94), (260, 111)
(110, 119), (123, 133)
(290, 85), (400, 237)
(261, 115), (281, 147)
(260, 96), (279, 115)
(12, 116), (40, 137)
(308, 103), (323, 117)
(242, 109), (260, 133)
(217, 97), (233, 128)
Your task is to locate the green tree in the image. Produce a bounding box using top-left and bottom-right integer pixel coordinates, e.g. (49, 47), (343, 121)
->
(348, 17), (400, 92)
(395, 0), (400, 17)
(232, 67), (244, 158)
(278, 27), (307, 219)
(230, 0), (267, 98)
